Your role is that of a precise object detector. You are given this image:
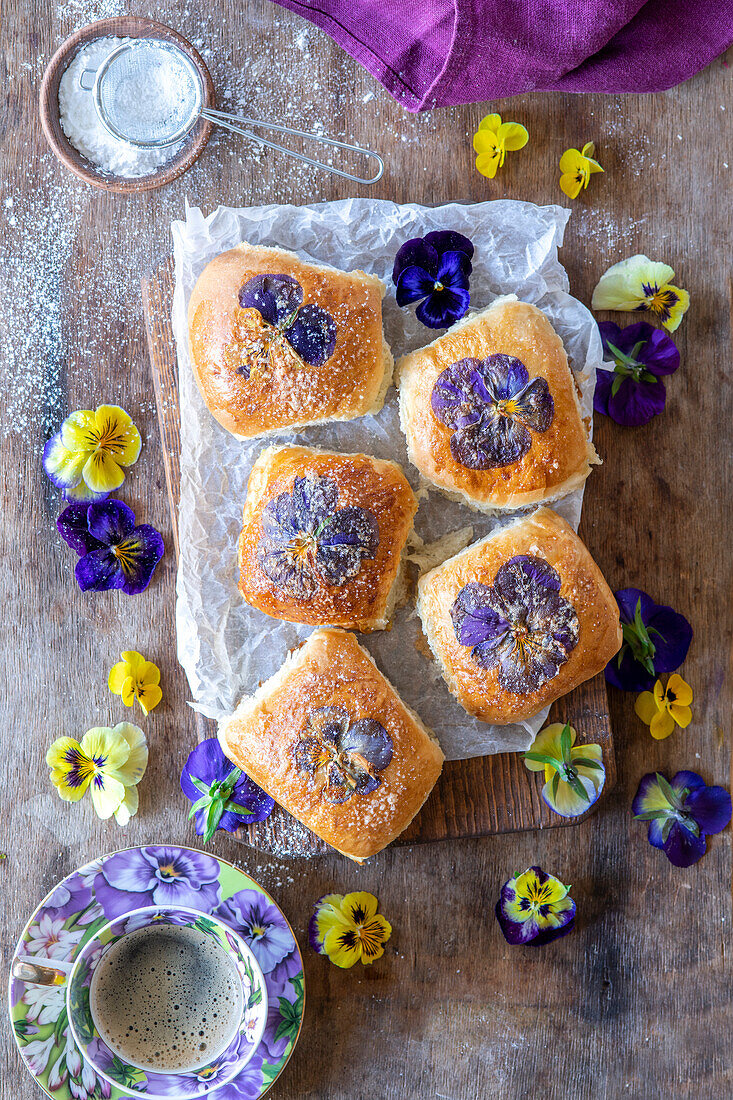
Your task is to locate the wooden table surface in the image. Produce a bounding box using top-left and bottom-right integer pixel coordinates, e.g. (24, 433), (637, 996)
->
(1, 3), (731, 1098)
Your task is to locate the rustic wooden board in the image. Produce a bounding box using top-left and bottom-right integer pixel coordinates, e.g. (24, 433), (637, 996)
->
(142, 254), (615, 856)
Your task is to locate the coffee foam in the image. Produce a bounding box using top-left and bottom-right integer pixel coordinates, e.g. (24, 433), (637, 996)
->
(89, 923), (243, 1073)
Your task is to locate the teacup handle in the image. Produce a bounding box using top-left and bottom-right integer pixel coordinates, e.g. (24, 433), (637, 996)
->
(11, 956), (72, 986)
(79, 68), (97, 92)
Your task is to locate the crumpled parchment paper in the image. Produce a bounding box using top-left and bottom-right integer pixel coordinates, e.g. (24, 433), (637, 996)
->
(171, 198), (602, 759)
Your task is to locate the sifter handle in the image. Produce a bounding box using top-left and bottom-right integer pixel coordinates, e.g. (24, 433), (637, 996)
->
(199, 108), (384, 185)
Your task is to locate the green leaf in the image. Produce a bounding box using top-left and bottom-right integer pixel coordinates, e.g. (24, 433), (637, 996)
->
(523, 752), (561, 769)
(655, 773), (680, 810)
(634, 809), (672, 821)
(223, 800), (255, 816)
(571, 757), (604, 770)
(567, 773), (592, 803)
(560, 723), (572, 764)
(552, 772), (560, 800)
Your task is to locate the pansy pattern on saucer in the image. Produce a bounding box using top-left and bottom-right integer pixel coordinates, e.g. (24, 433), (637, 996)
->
(9, 846), (304, 1100)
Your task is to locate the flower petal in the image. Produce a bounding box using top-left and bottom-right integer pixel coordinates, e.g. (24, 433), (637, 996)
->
(542, 772), (599, 816)
(523, 722), (565, 771)
(239, 273), (303, 325)
(108, 660), (129, 695)
(649, 709), (676, 740)
(416, 286), (471, 329)
(632, 772), (671, 817)
(114, 784), (139, 826)
(340, 891), (379, 925)
(559, 149), (584, 174)
(114, 526), (165, 595)
(358, 916), (392, 961)
(137, 683), (162, 715)
(395, 264), (440, 306)
(667, 674), (692, 706)
(75, 548), (126, 592)
(86, 500), (136, 545)
(685, 785), (732, 835)
(89, 773), (126, 820)
(93, 405), (141, 464)
(497, 122), (528, 151)
(56, 503), (104, 556)
(634, 691), (658, 726)
(607, 377), (666, 426)
(286, 303), (337, 367)
(392, 239), (440, 283)
(60, 409), (97, 452)
(43, 434), (86, 492)
(559, 172), (583, 199)
(423, 230), (474, 260)
(592, 256), (676, 312)
(82, 450), (125, 494)
(659, 820), (707, 867)
(114, 723), (148, 786)
(477, 113), (502, 134)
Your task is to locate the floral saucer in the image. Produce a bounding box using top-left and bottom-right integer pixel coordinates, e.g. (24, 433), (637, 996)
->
(8, 845), (305, 1100)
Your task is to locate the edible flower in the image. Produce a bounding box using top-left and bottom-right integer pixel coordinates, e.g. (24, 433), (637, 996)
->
(495, 867), (575, 946)
(473, 113), (529, 179)
(594, 321), (680, 426)
(392, 230), (474, 329)
(46, 722), (147, 825)
(234, 274), (337, 380)
(605, 588), (692, 693)
(309, 892), (391, 967)
(524, 723), (605, 817)
(57, 500), (164, 595)
(632, 771), (731, 867)
(43, 405), (141, 502)
(293, 706), (393, 804)
(559, 141), (604, 198)
(180, 738), (274, 843)
(591, 255), (690, 332)
(634, 674), (693, 740)
(108, 651), (162, 716)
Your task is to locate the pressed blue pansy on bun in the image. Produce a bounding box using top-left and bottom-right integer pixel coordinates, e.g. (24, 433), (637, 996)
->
(293, 706), (393, 803)
(496, 866), (575, 946)
(180, 737), (274, 843)
(57, 500), (164, 595)
(392, 230), (474, 329)
(605, 588), (692, 692)
(258, 473), (379, 599)
(594, 321), (680, 426)
(236, 273), (337, 378)
(431, 354), (554, 468)
(632, 771), (731, 867)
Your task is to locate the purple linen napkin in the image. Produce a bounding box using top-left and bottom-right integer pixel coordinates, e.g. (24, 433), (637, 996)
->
(269, 0), (733, 110)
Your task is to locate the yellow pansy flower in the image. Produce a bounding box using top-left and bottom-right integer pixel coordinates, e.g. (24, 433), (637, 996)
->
(591, 255), (690, 332)
(559, 141), (604, 199)
(46, 722), (148, 823)
(473, 113), (529, 179)
(309, 892), (392, 968)
(43, 404), (142, 502)
(634, 674), (693, 740)
(109, 651), (162, 716)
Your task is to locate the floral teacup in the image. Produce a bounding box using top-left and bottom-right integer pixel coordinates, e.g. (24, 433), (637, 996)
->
(11, 905), (268, 1099)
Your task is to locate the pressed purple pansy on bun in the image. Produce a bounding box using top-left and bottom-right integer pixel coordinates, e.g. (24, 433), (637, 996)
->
(495, 866), (575, 946)
(594, 321), (680, 426)
(431, 354), (554, 468)
(57, 500), (164, 595)
(392, 230), (474, 329)
(451, 555), (578, 694)
(180, 737), (274, 843)
(605, 587), (692, 692)
(258, 473), (379, 599)
(632, 771), (732, 868)
(236, 273), (337, 379)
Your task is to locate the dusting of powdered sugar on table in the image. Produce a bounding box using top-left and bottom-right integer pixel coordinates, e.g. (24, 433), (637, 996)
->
(171, 199), (604, 761)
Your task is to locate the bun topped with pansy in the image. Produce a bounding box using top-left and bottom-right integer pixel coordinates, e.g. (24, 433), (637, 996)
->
(398, 299), (598, 512)
(416, 508), (621, 724)
(188, 243), (393, 439)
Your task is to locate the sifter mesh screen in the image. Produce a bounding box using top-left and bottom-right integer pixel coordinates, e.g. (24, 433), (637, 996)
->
(95, 40), (204, 147)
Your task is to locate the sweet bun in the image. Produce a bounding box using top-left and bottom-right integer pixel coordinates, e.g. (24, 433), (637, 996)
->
(416, 507), (621, 724)
(218, 628), (444, 861)
(238, 446), (418, 631)
(398, 299), (598, 512)
(188, 243), (393, 439)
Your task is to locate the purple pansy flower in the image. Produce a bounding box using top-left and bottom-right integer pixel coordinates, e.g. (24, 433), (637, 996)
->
(141, 1032), (251, 1097)
(234, 273), (337, 379)
(633, 771), (732, 867)
(214, 890), (294, 976)
(392, 230), (474, 328)
(258, 473), (379, 599)
(452, 555), (579, 694)
(207, 1047), (265, 1100)
(495, 866), (575, 946)
(431, 354), (554, 469)
(293, 705), (393, 803)
(180, 738), (274, 844)
(594, 321), (680, 426)
(57, 500), (164, 595)
(93, 847), (221, 920)
(42, 874), (94, 922)
(605, 587), (692, 692)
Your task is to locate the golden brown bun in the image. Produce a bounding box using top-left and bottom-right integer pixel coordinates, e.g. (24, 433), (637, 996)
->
(188, 243), (393, 439)
(416, 508), (621, 724)
(398, 300), (598, 512)
(238, 446), (418, 631)
(218, 629), (444, 861)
